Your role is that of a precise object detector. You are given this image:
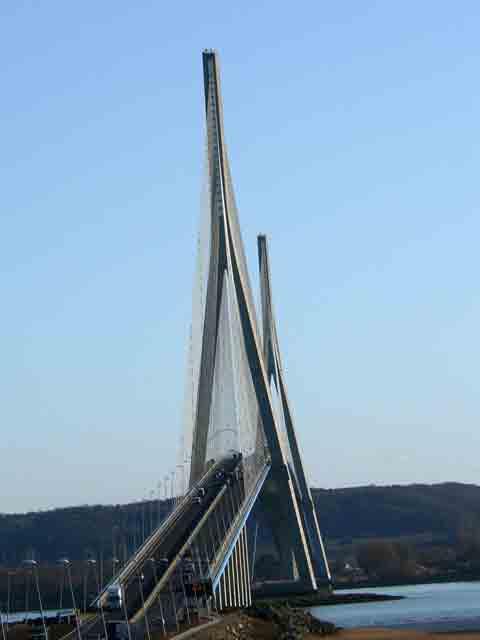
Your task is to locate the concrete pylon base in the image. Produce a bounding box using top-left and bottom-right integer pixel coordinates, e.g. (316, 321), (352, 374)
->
(247, 465), (322, 595)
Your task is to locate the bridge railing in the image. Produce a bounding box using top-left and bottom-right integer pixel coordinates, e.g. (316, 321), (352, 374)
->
(129, 456), (246, 623)
(84, 454), (270, 638)
(93, 457), (227, 610)
(209, 461), (270, 588)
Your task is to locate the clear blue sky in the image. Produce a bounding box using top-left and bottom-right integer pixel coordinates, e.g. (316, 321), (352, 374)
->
(2, 2), (480, 513)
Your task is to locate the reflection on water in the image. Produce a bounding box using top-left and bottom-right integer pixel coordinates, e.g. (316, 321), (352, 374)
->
(0, 609), (74, 624)
(312, 582), (480, 631)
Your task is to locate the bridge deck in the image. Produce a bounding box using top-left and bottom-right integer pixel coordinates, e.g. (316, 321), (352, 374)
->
(84, 454), (266, 637)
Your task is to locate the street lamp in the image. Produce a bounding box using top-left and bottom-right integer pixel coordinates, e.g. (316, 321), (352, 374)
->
(58, 559), (81, 640)
(23, 561), (31, 620)
(111, 557), (120, 580)
(138, 497), (146, 543)
(170, 471), (175, 509)
(5, 570), (16, 639)
(176, 464), (184, 504)
(157, 480), (162, 527)
(148, 558), (166, 637)
(56, 561), (65, 611)
(22, 560), (46, 640)
(83, 558), (97, 614)
(111, 525), (119, 569)
(1, 589), (6, 640)
(89, 560), (107, 640)
(149, 490), (155, 534)
(164, 475), (169, 507)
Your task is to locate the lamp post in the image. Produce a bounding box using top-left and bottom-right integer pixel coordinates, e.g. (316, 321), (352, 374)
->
(133, 508), (138, 551)
(57, 561), (65, 611)
(83, 558), (96, 614)
(149, 490), (154, 534)
(23, 560), (47, 640)
(1, 592), (6, 640)
(24, 563), (31, 620)
(99, 546), (104, 590)
(111, 557), (119, 581)
(139, 497), (146, 543)
(176, 464), (184, 504)
(111, 525), (119, 570)
(90, 560), (107, 640)
(6, 570), (15, 638)
(164, 475), (169, 511)
(148, 559), (166, 637)
(58, 559), (80, 640)
(82, 560), (87, 614)
(157, 481), (162, 527)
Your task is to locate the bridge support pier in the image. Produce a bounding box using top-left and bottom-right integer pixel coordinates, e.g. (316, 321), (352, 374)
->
(212, 525), (252, 611)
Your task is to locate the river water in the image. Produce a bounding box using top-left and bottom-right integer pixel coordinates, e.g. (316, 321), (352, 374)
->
(0, 609), (74, 624)
(311, 582), (480, 631)
(3, 583), (480, 631)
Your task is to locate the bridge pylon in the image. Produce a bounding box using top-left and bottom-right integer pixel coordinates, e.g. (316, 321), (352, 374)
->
(181, 50), (330, 596)
(257, 234), (331, 587)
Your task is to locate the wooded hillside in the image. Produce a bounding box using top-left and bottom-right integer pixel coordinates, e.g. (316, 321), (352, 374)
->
(2, 483), (479, 566)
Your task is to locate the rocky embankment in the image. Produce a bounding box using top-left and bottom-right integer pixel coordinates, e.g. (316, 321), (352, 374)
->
(196, 604), (337, 640)
(249, 602), (337, 639)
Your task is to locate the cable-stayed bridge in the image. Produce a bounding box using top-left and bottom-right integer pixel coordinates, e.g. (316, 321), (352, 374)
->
(80, 49), (330, 638)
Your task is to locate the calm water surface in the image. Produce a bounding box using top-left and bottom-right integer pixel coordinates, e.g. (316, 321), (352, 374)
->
(0, 609), (74, 624)
(312, 582), (480, 631)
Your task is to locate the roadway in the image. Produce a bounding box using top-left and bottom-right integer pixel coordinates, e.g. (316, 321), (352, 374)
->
(77, 455), (243, 638)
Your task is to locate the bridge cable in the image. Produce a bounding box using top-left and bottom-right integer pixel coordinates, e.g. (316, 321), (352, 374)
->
(93, 564), (108, 640)
(65, 564), (81, 640)
(136, 572), (151, 640)
(120, 584), (132, 640)
(168, 576), (180, 633)
(149, 560), (166, 638)
(179, 564), (191, 627)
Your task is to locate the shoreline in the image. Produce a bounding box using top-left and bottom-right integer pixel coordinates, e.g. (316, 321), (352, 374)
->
(6, 612), (480, 640)
(333, 629), (480, 640)
(334, 575), (480, 591)
(183, 609), (480, 640)
(254, 590), (403, 607)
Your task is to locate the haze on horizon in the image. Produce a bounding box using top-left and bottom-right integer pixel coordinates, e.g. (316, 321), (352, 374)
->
(1, 2), (480, 514)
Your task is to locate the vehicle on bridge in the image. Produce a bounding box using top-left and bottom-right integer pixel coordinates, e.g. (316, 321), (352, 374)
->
(105, 584), (123, 611)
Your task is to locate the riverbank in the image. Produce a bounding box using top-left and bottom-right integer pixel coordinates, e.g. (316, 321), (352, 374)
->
(190, 607), (336, 640)
(188, 609), (480, 640)
(6, 612), (480, 640)
(254, 590), (403, 607)
(335, 630), (480, 640)
(335, 573), (480, 591)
